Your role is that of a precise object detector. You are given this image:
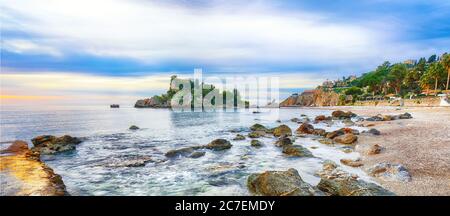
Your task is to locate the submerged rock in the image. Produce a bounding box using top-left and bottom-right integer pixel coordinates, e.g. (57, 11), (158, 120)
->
(250, 140), (263, 147)
(232, 134), (246, 141)
(282, 145), (313, 157)
(273, 125), (292, 137)
(0, 141), (67, 196)
(342, 119), (355, 126)
(333, 134), (358, 145)
(204, 139), (232, 151)
(247, 168), (323, 196)
(189, 151), (206, 158)
(248, 131), (266, 138)
(296, 123), (314, 134)
(129, 125), (140, 130)
(31, 135), (83, 154)
(368, 163), (412, 182)
(106, 156), (153, 168)
(165, 147), (200, 158)
(317, 161), (395, 196)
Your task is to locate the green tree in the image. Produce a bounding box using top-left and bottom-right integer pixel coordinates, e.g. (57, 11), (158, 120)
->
(428, 54), (437, 63)
(441, 53), (450, 91)
(421, 62), (446, 95)
(387, 63), (407, 95)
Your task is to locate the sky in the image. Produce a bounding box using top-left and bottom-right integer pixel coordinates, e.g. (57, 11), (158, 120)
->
(1, 0), (450, 106)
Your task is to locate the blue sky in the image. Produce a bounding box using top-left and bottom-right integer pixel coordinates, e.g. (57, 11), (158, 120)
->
(1, 0), (449, 104)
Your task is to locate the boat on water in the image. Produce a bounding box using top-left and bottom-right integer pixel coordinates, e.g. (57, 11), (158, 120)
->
(110, 104), (120, 108)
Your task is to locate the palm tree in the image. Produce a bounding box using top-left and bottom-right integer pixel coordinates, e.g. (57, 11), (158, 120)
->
(423, 62), (446, 95)
(441, 54), (450, 91)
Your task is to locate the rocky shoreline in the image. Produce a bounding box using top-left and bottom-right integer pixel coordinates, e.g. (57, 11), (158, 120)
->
(2, 107), (441, 196)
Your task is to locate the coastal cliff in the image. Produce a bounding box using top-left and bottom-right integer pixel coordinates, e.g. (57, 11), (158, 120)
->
(0, 141), (67, 196)
(280, 90), (340, 107)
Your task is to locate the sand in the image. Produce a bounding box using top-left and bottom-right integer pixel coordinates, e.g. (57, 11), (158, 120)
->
(318, 106), (450, 196)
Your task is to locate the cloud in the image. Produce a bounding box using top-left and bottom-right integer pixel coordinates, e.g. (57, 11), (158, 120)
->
(1, 0), (403, 66)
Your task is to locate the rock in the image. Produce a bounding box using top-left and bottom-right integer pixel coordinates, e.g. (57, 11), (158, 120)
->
(204, 139), (232, 151)
(318, 138), (333, 145)
(0, 141), (67, 196)
(134, 96), (169, 108)
(106, 156), (153, 167)
(397, 112), (412, 119)
(296, 123), (315, 134)
(129, 125), (140, 130)
(325, 130), (344, 139)
(165, 147), (200, 158)
(333, 134), (358, 145)
(273, 125), (292, 137)
(250, 140), (263, 147)
(368, 163), (412, 182)
(31, 135), (83, 154)
(314, 115), (327, 122)
(338, 127), (360, 135)
(275, 136), (293, 147)
(282, 145), (313, 157)
(340, 158), (363, 167)
(331, 110), (356, 119)
(232, 134), (246, 140)
(189, 151), (206, 158)
(363, 128), (381, 136)
(248, 131), (266, 138)
(0, 140), (29, 154)
(247, 168), (323, 196)
(290, 118), (301, 123)
(250, 123), (268, 132)
(342, 119), (355, 126)
(312, 129), (326, 136)
(367, 144), (383, 155)
(365, 115), (384, 121)
(317, 162), (395, 196)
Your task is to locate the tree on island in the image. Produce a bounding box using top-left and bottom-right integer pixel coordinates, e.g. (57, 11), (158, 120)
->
(442, 53), (450, 91)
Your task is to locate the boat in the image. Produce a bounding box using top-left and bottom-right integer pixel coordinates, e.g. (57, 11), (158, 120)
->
(110, 104), (120, 108)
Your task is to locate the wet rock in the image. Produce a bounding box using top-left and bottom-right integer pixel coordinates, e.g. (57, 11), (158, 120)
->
(338, 127), (360, 135)
(340, 158), (363, 167)
(0, 140), (29, 154)
(250, 140), (263, 147)
(331, 110), (356, 119)
(31, 135), (83, 154)
(325, 130), (344, 139)
(247, 168), (323, 196)
(204, 139), (232, 151)
(248, 130), (266, 138)
(368, 163), (412, 182)
(232, 134), (246, 141)
(106, 156), (153, 167)
(296, 123), (314, 134)
(314, 115), (327, 122)
(0, 141), (67, 196)
(250, 123), (268, 132)
(189, 151), (206, 158)
(290, 118), (301, 123)
(367, 144), (383, 155)
(365, 115), (384, 121)
(363, 128), (381, 136)
(397, 112), (412, 119)
(312, 129), (326, 136)
(340, 146), (354, 153)
(333, 134), (358, 145)
(342, 119), (355, 126)
(317, 162), (395, 196)
(129, 125), (140, 130)
(273, 125), (292, 137)
(318, 138), (333, 145)
(275, 136), (293, 147)
(282, 145), (313, 157)
(165, 147), (200, 158)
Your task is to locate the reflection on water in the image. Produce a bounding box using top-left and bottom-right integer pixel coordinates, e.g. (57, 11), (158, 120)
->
(1, 106), (374, 195)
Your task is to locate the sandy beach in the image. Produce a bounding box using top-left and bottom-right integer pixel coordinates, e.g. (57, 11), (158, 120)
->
(315, 106), (450, 195)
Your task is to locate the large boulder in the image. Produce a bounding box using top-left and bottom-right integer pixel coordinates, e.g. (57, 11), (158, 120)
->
(31, 135), (83, 154)
(273, 125), (292, 137)
(331, 110), (356, 119)
(247, 168), (323, 196)
(204, 139), (232, 151)
(282, 145), (313, 157)
(317, 161), (395, 196)
(0, 140), (29, 154)
(333, 134), (358, 145)
(367, 163), (412, 182)
(296, 123), (314, 134)
(250, 124), (268, 132)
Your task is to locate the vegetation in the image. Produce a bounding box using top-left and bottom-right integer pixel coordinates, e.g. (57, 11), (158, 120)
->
(320, 53), (449, 100)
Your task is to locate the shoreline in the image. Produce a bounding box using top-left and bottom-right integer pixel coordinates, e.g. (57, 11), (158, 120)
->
(319, 106), (450, 195)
